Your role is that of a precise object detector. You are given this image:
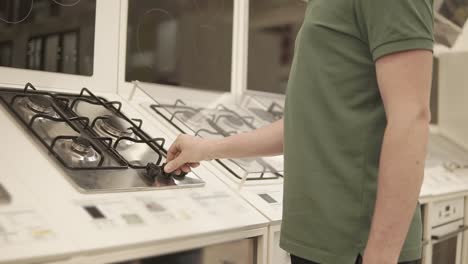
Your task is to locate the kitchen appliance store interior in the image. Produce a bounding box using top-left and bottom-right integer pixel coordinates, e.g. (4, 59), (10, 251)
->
(1, 0), (468, 264)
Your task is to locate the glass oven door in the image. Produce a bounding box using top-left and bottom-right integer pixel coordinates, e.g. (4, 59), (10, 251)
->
(431, 222), (467, 264)
(432, 235), (461, 264)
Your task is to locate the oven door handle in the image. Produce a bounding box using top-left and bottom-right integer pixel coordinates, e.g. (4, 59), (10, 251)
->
(431, 225), (468, 243)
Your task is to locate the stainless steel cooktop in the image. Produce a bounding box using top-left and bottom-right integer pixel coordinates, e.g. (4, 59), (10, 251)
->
(0, 83), (204, 193)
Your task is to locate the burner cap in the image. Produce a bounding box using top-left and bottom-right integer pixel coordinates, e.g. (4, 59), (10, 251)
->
(71, 137), (93, 155)
(99, 116), (133, 138)
(26, 95), (54, 114)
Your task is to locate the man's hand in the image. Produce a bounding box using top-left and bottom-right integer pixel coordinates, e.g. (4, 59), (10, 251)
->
(363, 49), (433, 263)
(164, 134), (212, 174)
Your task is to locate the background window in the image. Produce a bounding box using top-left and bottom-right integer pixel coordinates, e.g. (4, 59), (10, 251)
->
(126, 0), (234, 92)
(247, 0), (306, 94)
(434, 0), (468, 47)
(0, 0), (96, 75)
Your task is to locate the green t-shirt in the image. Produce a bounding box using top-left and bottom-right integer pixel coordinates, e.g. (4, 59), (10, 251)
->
(281, 0), (434, 263)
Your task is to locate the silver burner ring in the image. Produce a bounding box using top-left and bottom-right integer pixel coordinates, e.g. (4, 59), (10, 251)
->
(26, 95), (55, 114)
(64, 137), (100, 166)
(71, 137), (93, 155)
(98, 116), (134, 138)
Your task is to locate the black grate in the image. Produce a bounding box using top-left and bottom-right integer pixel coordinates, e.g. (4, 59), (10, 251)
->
(0, 83), (168, 174)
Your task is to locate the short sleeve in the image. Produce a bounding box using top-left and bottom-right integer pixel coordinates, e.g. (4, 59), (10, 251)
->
(357, 0), (434, 61)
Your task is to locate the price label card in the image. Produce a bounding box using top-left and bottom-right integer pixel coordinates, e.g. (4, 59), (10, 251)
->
(0, 210), (55, 246)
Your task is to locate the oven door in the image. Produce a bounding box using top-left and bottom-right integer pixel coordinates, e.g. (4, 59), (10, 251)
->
(431, 220), (467, 264)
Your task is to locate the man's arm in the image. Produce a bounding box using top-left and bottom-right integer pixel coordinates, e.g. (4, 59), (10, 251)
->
(164, 119), (284, 173)
(363, 50), (433, 264)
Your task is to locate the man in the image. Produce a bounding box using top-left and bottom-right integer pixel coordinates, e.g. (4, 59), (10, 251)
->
(164, 0), (434, 263)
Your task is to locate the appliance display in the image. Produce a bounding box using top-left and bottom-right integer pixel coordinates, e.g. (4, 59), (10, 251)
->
(149, 97), (283, 182)
(131, 84), (287, 264)
(0, 83), (204, 193)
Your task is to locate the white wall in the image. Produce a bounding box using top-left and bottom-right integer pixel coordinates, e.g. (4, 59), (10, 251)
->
(437, 52), (468, 150)
(454, 25), (468, 50)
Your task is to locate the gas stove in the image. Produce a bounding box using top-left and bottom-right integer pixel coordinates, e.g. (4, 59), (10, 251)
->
(149, 98), (283, 183)
(0, 83), (204, 193)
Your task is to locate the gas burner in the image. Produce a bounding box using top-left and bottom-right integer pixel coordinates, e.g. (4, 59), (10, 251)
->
(26, 95), (54, 114)
(95, 115), (135, 139)
(59, 137), (101, 167)
(16, 95), (60, 121)
(71, 137), (93, 155)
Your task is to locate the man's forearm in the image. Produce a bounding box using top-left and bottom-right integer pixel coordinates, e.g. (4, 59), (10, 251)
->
(364, 116), (429, 263)
(207, 118), (284, 160)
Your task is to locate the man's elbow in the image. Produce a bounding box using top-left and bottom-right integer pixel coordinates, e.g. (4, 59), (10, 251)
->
(387, 106), (431, 129)
(415, 106), (431, 124)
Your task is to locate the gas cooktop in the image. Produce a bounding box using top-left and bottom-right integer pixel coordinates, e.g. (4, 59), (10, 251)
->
(0, 83), (204, 193)
(149, 99), (283, 182)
